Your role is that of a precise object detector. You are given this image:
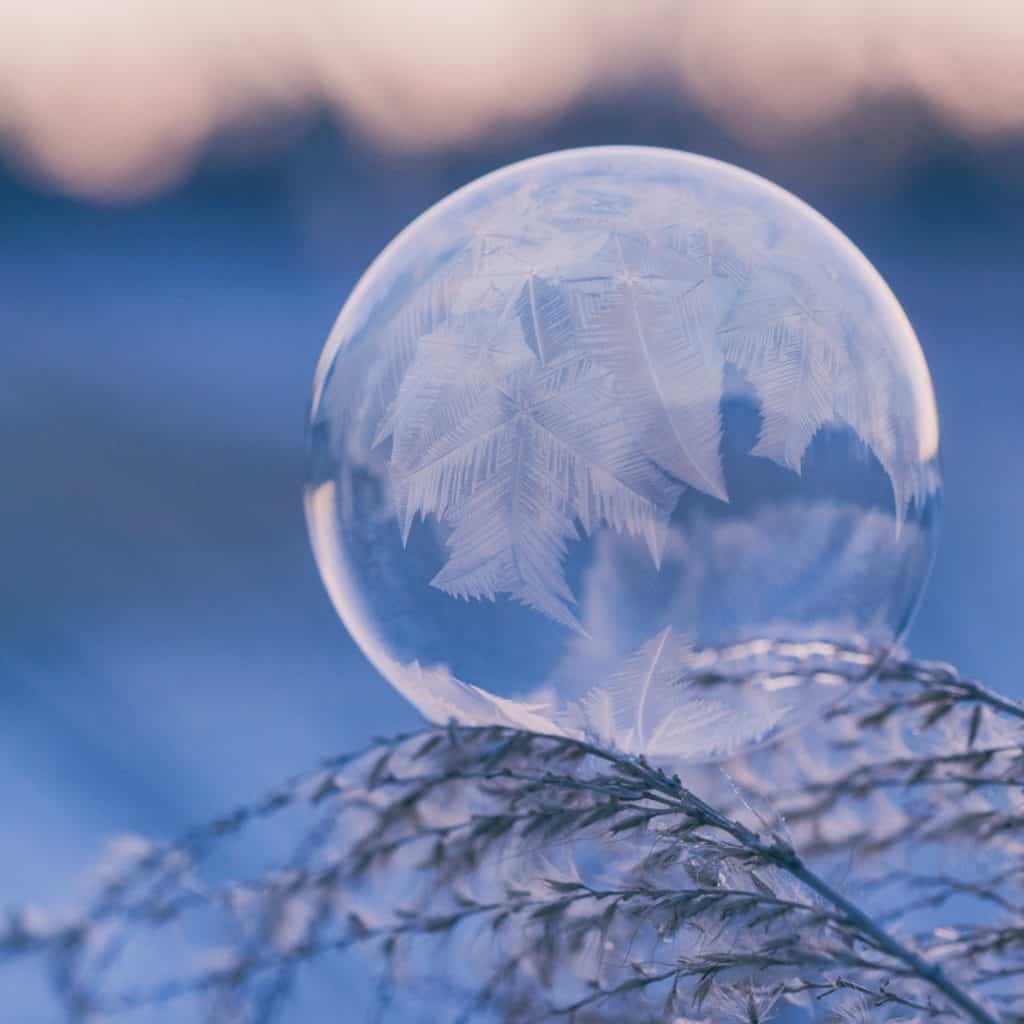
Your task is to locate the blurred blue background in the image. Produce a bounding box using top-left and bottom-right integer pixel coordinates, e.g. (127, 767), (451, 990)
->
(1, 4), (1022, 1014)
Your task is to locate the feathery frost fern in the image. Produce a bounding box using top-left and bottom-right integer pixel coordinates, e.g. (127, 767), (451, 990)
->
(348, 176), (937, 631)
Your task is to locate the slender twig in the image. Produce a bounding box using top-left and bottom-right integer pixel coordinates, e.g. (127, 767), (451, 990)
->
(565, 739), (1004, 1024)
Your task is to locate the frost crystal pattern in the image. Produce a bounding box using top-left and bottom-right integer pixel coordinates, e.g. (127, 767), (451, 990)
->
(307, 147), (940, 762)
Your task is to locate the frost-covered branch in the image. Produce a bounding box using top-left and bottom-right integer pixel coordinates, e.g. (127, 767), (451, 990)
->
(2, 654), (1022, 1023)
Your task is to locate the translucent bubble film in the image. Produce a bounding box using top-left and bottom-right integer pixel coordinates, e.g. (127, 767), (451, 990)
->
(306, 147), (941, 761)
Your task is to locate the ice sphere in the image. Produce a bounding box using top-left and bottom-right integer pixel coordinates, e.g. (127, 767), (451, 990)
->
(306, 146), (940, 761)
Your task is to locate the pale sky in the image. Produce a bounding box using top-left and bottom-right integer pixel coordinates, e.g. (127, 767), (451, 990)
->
(1, 0), (1022, 199)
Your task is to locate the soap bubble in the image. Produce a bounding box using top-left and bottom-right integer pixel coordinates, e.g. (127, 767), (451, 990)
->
(306, 147), (940, 761)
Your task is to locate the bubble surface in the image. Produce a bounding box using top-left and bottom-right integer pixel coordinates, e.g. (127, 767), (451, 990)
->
(306, 147), (940, 761)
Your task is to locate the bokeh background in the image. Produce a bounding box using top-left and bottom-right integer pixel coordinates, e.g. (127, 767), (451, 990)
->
(2, 1), (1023, 1015)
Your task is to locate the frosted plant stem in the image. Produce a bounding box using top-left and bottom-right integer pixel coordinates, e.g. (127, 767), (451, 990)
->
(781, 856), (1003, 1024)
(939, 680), (1024, 723)
(7, 653), (1018, 1023)
(578, 741), (1004, 1024)
(880, 658), (1024, 723)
